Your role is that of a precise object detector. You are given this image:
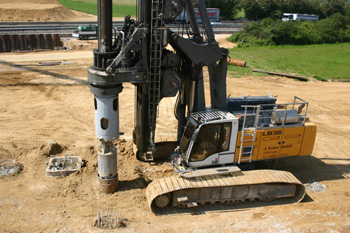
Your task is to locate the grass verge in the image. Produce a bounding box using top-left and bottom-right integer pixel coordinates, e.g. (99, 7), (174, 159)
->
(58, 0), (136, 17)
(228, 43), (350, 80)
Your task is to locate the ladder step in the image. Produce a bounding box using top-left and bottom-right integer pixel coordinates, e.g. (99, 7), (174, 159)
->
(242, 139), (254, 142)
(242, 151), (252, 154)
(244, 128), (256, 131)
(242, 153), (252, 156)
(242, 133), (255, 136)
(240, 157), (251, 160)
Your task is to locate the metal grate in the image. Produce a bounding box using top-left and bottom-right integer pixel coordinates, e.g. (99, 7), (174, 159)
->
(190, 109), (230, 124)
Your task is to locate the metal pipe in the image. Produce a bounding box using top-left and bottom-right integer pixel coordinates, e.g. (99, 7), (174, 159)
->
(95, 0), (118, 194)
(228, 58), (246, 67)
(98, 0), (113, 53)
(185, 0), (200, 38)
(196, 0), (215, 43)
(119, 31), (125, 49)
(138, 0), (150, 24)
(189, 80), (195, 112)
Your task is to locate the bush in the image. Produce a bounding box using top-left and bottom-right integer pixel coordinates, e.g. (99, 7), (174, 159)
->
(298, 21), (322, 44)
(228, 20), (276, 45)
(316, 13), (347, 43)
(270, 21), (298, 45)
(228, 13), (350, 46)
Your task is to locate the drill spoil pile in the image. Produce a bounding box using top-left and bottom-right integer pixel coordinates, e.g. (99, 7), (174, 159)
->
(0, 0), (96, 22)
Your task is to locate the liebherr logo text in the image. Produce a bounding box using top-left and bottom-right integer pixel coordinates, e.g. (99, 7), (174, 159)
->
(263, 130), (282, 136)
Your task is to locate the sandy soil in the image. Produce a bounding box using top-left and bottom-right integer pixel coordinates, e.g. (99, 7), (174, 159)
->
(0, 36), (350, 232)
(0, 0), (124, 22)
(0, 2), (350, 232)
(0, 0), (75, 22)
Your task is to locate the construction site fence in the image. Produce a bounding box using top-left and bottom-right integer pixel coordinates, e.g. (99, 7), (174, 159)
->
(0, 34), (61, 53)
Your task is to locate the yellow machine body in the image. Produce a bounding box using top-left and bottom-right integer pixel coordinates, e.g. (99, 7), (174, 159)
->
(234, 122), (316, 163)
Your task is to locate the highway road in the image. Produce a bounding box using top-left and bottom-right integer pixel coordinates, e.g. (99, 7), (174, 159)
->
(0, 21), (244, 35)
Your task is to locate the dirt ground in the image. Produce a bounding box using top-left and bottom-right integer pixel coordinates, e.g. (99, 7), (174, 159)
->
(0, 0), (124, 22)
(1, 2), (350, 232)
(0, 36), (350, 232)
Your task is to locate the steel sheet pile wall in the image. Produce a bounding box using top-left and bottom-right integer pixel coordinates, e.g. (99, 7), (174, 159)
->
(0, 34), (60, 52)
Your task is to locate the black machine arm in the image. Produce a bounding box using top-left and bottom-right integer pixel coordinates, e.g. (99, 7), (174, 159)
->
(166, 0), (229, 144)
(88, 0), (229, 162)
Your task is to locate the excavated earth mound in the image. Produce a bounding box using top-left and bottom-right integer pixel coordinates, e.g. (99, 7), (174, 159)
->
(0, 0), (95, 22)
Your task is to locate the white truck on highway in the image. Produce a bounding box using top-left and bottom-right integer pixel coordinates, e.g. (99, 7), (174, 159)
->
(174, 8), (220, 24)
(282, 13), (319, 22)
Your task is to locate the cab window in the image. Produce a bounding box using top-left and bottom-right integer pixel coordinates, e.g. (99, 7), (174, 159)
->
(189, 123), (231, 162)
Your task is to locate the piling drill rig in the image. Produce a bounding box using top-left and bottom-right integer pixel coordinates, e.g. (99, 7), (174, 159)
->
(88, 0), (316, 211)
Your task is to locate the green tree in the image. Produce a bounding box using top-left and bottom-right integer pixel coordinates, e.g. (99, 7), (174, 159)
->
(316, 13), (347, 42)
(305, 0), (323, 16)
(321, 0), (345, 17)
(242, 0), (323, 20)
(258, 0), (280, 18)
(345, 3), (350, 26)
(275, 0), (322, 16)
(241, 0), (264, 20)
(345, 3), (350, 17)
(205, 0), (241, 19)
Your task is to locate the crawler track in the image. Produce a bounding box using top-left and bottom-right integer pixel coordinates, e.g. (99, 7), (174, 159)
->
(146, 169), (305, 214)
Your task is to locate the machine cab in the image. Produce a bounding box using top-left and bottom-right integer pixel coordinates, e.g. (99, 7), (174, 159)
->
(175, 109), (239, 169)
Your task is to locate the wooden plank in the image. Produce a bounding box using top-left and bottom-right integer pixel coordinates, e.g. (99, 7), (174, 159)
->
(253, 69), (309, 82)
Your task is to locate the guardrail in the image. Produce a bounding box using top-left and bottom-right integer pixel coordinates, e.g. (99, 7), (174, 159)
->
(0, 21), (247, 51)
(0, 21), (245, 35)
